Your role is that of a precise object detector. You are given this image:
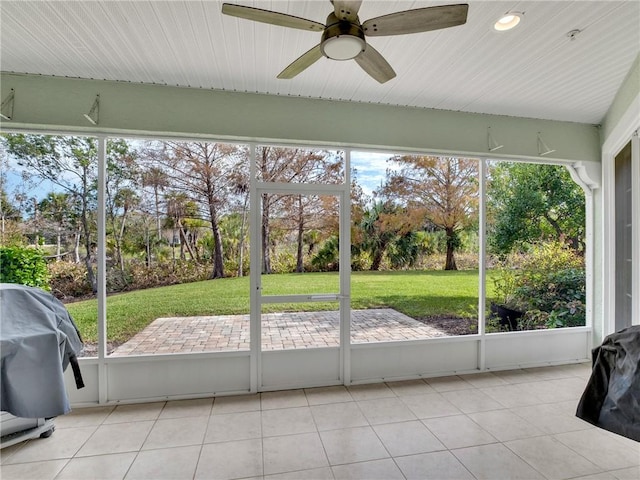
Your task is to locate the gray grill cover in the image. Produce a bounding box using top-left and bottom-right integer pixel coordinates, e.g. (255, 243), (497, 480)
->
(1, 283), (84, 418)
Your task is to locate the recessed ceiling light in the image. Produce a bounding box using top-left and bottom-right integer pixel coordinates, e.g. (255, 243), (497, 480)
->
(494, 12), (523, 31)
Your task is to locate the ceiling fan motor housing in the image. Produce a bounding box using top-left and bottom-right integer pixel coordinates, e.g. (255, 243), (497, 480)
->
(321, 13), (366, 60)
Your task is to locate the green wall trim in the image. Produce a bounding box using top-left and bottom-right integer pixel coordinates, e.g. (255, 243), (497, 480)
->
(1, 73), (600, 164)
(602, 53), (640, 145)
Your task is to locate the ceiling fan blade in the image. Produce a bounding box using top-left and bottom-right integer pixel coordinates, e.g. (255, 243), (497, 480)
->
(354, 44), (396, 84)
(331, 0), (363, 22)
(362, 4), (468, 36)
(222, 3), (324, 32)
(277, 44), (324, 79)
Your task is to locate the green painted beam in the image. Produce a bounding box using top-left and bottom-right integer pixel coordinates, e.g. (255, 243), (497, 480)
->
(1, 73), (600, 164)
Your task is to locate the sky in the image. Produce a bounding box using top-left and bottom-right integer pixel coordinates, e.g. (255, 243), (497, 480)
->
(350, 150), (396, 198)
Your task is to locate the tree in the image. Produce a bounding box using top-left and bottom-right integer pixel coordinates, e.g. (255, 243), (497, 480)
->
(381, 156), (478, 270)
(164, 191), (198, 262)
(154, 142), (247, 279)
(3, 135), (99, 290)
(0, 186), (21, 246)
(106, 140), (140, 273)
(38, 192), (78, 261)
(141, 166), (169, 241)
(487, 163), (585, 254)
(257, 147), (342, 274)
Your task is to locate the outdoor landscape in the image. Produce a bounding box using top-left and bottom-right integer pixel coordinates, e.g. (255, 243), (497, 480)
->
(0, 134), (587, 353)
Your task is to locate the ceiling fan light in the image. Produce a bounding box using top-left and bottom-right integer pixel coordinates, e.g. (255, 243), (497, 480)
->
(494, 12), (522, 31)
(322, 35), (365, 60)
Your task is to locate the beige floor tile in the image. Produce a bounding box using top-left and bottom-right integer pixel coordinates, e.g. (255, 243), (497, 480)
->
(0, 442), (25, 463)
(76, 421), (155, 457)
(610, 466), (640, 479)
(524, 365), (582, 380)
(319, 426), (389, 465)
(196, 438), (263, 479)
(385, 379), (435, 396)
(261, 389), (308, 410)
(480, 383), (545, 408)
(560, 362), (593, 378)
(441, 388), (504, 413)
(490, 368), (546, 384)
(331, 458), (404, 480)
(261, 406), (317, 437)
(3, 426), (97, 463)
(373, 420), (445, 456)
(347, 383), (395, 401)
(357, 397), (416, 425)
(395, 450), (475, 480)
(310, 402), (368, 431)
(460, 372), (508, 388)
(423, 414), (498, 449)
(56, 452), (136, 480)
(569, 473), (618, 480)
(512, 403), (593, 434)
(265, 466), (334, 479)
(159, 398), (213, 419)
(530, 377), (589, 403)
(103, 402), (165, 424)
(0, 459), (68, 480)
(555, 398), (585, 414)
(602, 430), (640, 452)
(304, 386), (353, 405)
(425, 375), (474, 392)
(468, 409), (544, 442)
(555, 429), (640, 471)
(54, 406), (115, 428)
(212, 394), (261, 414)
(400, 392), (462, 419)
(505, 435), (603, 479)
(453, 443), (545, 479)
(204, 410), (262, 443)
(263, 433), (329, 475)
(126, 445), (200, 480)
(141, 416), (208, 450)
(2, 364), (610, 480)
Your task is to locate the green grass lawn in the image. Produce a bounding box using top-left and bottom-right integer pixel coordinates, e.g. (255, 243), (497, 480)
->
(66, 270), (497, 344)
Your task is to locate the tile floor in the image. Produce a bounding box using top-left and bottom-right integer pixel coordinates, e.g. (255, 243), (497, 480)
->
(1, 363), (639, 480)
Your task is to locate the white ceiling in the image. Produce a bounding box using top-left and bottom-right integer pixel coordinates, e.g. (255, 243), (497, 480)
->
(1, 1), (638, 125)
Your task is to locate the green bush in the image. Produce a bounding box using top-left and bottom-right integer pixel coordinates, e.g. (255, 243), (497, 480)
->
(48, 261), (93, 298)
(493, 242), (586, 329)
(311, 236), (340, 271)
(0, 246), (50, 290)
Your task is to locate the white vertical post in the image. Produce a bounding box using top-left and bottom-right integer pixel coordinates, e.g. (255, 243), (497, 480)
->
(249, 143), (261, 392)
(478, 158), (487, 371)
(632, 130), (640, 327)
(97, 136), (108, 402)
(340, 150), (352, 385)
(583, 183), (595, 359)
(603, 153), (616, 337)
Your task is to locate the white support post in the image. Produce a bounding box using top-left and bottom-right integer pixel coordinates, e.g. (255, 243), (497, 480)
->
(97, 136), (108, 403)
(249, 143), (261, 392)
(340, 150), (352, 385)
(478, 158), (487, 371)
(632, 130), (640, 327)
(566, 163), (596, 355)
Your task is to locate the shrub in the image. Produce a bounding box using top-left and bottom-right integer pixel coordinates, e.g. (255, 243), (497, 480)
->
(0, 246), (50, 290)
(492, 241), (586, 329)
(48, 261), (93, 299)
(311, 236), (340, 271)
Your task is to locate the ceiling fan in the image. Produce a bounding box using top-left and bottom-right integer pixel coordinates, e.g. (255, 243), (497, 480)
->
(221, 1), (469, 84)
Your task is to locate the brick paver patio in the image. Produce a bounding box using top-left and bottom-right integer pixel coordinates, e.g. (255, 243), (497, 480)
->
(110, 308), (449, 356)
